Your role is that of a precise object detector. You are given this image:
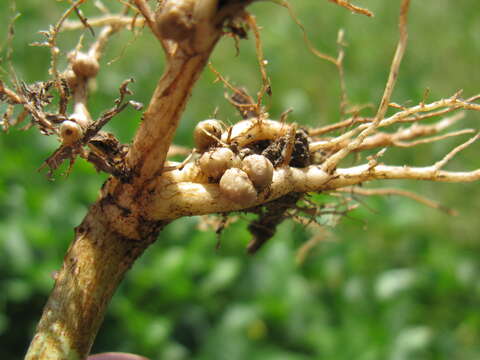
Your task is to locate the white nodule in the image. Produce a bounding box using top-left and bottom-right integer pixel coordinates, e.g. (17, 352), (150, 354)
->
(198, 147), (240, 180)
(219, 168), (257, 206)
(193, 119), (223, 152)
(242, 154), (274, 191)
(60, 120), (83, 145)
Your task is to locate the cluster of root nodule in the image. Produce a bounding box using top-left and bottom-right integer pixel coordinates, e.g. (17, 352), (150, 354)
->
(193, 118), (311, 253)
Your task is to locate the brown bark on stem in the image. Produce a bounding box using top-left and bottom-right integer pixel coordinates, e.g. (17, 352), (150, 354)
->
(25, 201), (166, 360)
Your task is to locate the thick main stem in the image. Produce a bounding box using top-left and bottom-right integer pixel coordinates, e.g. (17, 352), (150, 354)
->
(26, 12), (222, 359)
(127, 51), (214, 182)
(25, 201), (165, 360)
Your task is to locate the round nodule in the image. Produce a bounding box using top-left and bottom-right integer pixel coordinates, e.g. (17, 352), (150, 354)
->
(60, 120), (83, 145)
(63, 69), (79, 89)
(71, 52), (99, 78)
(219, 168), (257, 207)
(198, 147), (240, 180)
(155, 0), (195, 42)
(193, 119), (223, 152)
(242, 154), (274, 191)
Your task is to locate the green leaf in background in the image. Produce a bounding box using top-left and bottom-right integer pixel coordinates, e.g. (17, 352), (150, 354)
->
(1, 1), (479, 359)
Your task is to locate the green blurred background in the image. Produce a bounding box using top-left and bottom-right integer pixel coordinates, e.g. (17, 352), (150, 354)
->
(1, 1), (480, 359)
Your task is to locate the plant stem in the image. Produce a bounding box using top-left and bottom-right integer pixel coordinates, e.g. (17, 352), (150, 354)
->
(25, 202), (165, 360)
(25, 17), (223, 360)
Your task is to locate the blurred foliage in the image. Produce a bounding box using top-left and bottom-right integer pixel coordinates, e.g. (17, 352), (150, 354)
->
(1, 1), (480, 359)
